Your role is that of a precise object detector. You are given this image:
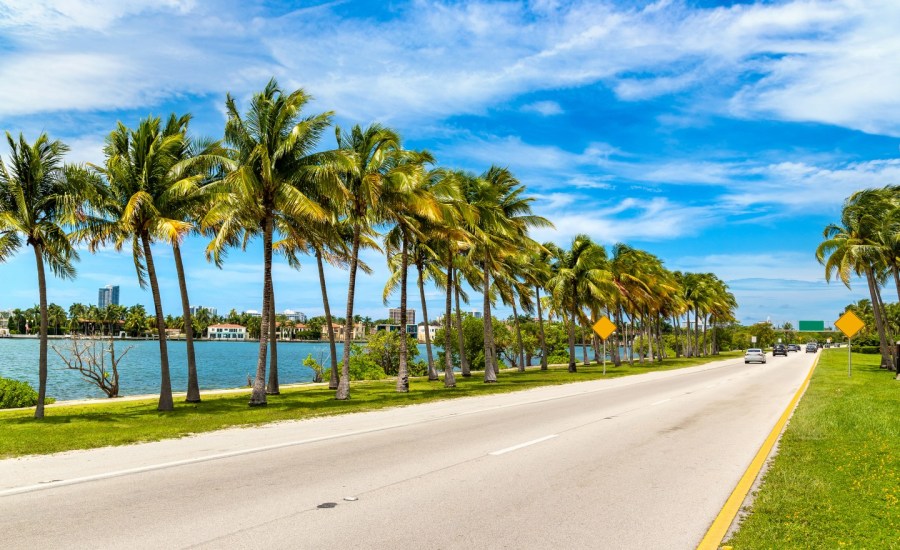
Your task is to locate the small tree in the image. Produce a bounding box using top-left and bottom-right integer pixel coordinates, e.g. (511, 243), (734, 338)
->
(52, 336), (132, 398)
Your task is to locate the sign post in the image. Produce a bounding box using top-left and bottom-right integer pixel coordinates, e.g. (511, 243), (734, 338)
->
(592, 316), (617, 376)
(834, 311), (865, 377)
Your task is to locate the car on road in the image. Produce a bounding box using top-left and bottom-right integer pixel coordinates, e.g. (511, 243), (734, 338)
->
(773, 344), (788, 356)
(806, 342), (818, 353)
(745, 348), (766, 364)
(787, 343), (800, 352)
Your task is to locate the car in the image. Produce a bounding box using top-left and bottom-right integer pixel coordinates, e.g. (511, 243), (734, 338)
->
(745, 348), (766, 364)
(787, 343), (800, 352)
(773, 344), (788, 356)
(806, 342), (818, 353)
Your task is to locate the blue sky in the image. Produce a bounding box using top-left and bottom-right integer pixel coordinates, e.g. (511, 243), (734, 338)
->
(2, 0), (899, 327)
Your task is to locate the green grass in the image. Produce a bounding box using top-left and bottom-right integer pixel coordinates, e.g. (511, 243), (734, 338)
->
(725, 349), (900, 549)
(0, 351), (741, 459)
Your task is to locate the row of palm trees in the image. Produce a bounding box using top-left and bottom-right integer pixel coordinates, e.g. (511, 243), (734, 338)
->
(1, 78), (738, 419)
(818, 185), (900, 378)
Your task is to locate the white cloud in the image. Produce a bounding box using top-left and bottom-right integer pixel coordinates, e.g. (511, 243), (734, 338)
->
(522, 100), (564, 116)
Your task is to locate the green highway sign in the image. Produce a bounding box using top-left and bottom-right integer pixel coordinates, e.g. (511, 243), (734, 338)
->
(798, 320), (825, 331)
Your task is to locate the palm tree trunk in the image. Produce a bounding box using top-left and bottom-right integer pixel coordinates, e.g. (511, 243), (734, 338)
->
(337, 223), (361, 400)
(581, 320), (588, 366)
(142, 231), (173, 411)
(172, 243), (200, 403)
(266, 286), (280, 394)
(865, 267), (893, 369)
(249, 217), (273, 407)
(894, 265), (900, 303)
(316, 248), (339, 390)
(32, 243), (48, 420)
(512, 298), (525, 372)
(396, 235), (410, 393)
(455, 275), (470, 377)
(444, 261), (456, 388)
(567, 309), (577, 373)
(536, 286), (548, 370)
(418, 259), (437, 381)
(483, 257), (497, 383)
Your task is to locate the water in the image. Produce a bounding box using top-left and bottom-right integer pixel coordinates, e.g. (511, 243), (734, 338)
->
(0, 338), (605, 401)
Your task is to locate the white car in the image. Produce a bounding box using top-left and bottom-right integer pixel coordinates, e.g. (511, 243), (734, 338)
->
(744, 348), (766, 364)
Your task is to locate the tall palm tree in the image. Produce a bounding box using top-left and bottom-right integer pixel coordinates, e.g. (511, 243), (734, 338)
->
(817, 190), (895, 371)
(462, 166), (552, 382)
(527, 243), (555, 370)
(381, 149), (439, 392)
(82, 116), (196, 411)
(334, 123), (401, 400)
(207, 78), (345, 406)
(0, 132), (89, 418)
(548, 235), (612, 372)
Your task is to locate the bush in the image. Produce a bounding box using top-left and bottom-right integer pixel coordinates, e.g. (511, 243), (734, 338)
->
(856, 346), (881, 354)
(0, 377), (54, 409)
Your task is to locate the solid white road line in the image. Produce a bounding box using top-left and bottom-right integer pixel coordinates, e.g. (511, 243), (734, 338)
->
(488, 435), (558, 456)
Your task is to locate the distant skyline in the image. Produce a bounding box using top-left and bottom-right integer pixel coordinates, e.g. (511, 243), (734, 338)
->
(2, 0), (897, 326)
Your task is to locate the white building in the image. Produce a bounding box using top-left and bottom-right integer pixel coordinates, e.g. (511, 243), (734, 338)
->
(283, 309), (307, 323)
(417, 324), (441, 343)
(243, 310), (262, 318)
(207, 324), (247, 340)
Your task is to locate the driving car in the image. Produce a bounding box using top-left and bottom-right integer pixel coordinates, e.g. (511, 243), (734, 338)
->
(787, 343), (800, 352)
(744, 348), (766, 364)
(773, 344), (788, 356)
(806, 342), (818, 353)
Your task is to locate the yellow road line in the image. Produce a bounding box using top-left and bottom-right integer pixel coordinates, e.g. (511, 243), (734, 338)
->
(696, 354), (820, 550)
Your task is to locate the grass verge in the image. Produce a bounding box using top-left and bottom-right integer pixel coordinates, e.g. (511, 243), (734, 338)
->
(0, 352), (740, 459)
(724, 349), (900, 548)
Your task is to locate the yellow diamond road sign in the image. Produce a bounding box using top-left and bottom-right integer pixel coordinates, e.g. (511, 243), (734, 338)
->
(835, 311), (865, 339)
(592, 316), (616, 340)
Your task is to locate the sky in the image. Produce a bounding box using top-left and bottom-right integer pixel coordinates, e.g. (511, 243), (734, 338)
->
(1, 0), (898, 327)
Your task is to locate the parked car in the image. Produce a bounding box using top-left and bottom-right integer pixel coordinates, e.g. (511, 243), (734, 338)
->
(745, 348), (766, 364)
(773, 344), (788, 356)
(806, 342), (818, 353)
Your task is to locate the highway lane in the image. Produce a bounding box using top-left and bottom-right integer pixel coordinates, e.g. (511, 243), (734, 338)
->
(0, 351), (816, 549)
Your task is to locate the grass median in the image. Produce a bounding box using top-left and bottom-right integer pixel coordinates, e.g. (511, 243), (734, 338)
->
(724, 349), (900, 548)
(0, 352), (740, 459)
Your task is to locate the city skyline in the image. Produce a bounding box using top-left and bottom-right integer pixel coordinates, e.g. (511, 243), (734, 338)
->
(1, 1), (895, 327)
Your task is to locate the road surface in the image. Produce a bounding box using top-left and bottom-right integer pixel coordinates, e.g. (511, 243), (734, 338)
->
(0, 351), (815, 549)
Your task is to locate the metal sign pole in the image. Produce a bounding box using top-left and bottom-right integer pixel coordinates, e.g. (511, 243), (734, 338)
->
(602, 339), (607, 376)
(848, 337), (852, 378)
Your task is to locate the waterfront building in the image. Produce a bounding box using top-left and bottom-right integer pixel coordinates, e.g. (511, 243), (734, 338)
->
(207, 324), (247, 340)
(98, 285), (120, 308)
(388, 308), (415, 325)
(417, 324), (440, 343)
(243, 310), (262, 318)
(283, 309), (307, 323)
(322, 322), (366, 341)
(189, 305), (217, 317)
(375, 323), (417, 336)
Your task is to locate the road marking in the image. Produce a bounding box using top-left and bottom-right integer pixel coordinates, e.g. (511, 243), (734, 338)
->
(488, 435), (558, 456)
(696, 355), (820, 550)
(651, 398), (671, 406)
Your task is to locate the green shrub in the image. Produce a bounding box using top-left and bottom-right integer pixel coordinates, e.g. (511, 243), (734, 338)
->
(856, 346), (881, 354)
(0, 377), (54, 409)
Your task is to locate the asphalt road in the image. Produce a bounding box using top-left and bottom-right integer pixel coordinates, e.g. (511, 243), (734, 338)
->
(0, 351), (816, 549)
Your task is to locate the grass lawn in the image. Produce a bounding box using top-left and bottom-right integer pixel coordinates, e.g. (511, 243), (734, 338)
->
(0, 352), (740, 458)
(724, 349), (900, 549)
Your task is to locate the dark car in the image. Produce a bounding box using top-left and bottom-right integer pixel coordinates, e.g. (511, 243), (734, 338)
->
(787, 344), (800, 352)
(773, 344), (788, 356)
(806, 342), (818, 353)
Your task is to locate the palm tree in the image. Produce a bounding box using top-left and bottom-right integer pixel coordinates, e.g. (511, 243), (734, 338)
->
(548, 235), (611, 372)
(82, 116), (193, 411)
(207, 78), (345, 406)
(818, 190), (895, 371)
(462, 166), (552, 382)
(0, 132), (89, 418)
(334, 123), (402, 400)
